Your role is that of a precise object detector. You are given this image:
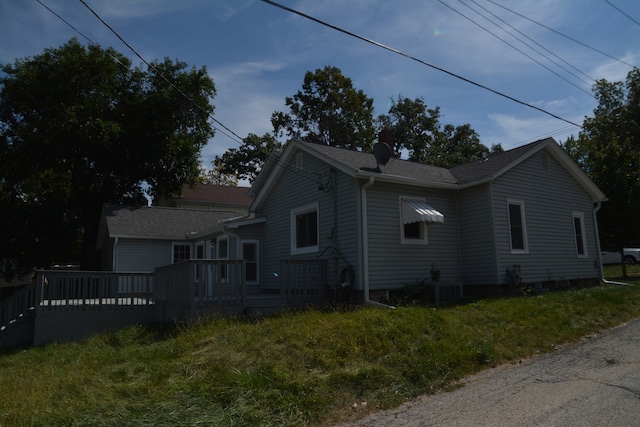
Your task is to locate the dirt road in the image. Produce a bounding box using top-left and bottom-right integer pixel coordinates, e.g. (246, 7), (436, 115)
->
(339, 317), (640, 426)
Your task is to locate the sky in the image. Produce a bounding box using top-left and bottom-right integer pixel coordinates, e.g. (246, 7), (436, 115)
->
(1, 0), (639, 172)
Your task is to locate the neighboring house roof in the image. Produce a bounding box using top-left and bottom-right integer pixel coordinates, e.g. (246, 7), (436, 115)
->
(174, 184), (252, 206)
(99, 204), (241, 242)
(153, 184), (252, 210)
(250, 138), (606, 210)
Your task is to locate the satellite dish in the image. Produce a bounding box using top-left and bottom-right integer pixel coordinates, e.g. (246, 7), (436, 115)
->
(374, 142), (393, 166)
(359, 129), (395, 173)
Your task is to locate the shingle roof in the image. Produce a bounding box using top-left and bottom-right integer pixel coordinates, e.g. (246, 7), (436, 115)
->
(449, 138), (550, 184)
(297, 140), (458, 185)
(102, 204), (240, 239)
(176, 184), (252, 206)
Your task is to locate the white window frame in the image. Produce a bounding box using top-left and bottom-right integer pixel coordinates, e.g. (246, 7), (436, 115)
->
(507, 198), (529, 254)
(572, 211), (588, 258)
(172, 243), (191, 263)
(241, 240), (259, 284)
(400, 196), (429, 245)
(291, 202), (319, 255)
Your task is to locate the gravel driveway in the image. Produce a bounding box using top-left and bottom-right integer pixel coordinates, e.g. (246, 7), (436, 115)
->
(338, 317), (640, 426)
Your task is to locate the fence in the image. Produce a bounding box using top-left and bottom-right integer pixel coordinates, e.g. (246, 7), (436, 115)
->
(155, 259), (246, 322)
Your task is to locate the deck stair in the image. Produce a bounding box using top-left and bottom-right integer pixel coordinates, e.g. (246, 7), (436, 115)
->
(0, 283), (37, 347)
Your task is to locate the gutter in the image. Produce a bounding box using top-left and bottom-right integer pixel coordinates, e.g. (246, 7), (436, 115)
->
(360, 176), (395, 309)
(593, 202), (632, 286)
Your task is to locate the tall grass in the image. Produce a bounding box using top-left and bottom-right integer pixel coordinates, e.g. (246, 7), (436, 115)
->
(1, 274), (639, 426)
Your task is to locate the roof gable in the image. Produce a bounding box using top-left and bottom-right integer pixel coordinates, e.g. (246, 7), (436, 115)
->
(249, 137), (606, 208)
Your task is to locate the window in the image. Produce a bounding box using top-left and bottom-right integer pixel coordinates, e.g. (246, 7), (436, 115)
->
(217, 236), (229, 281)
(573, 212), (587, 257)
(400, 197), (429, 245)
(195, 243), (205, 281)
(291, 203), (319, 255)
(172, 243), (191, 263)
(507, 199), (528, 253)
(242, 241), (259, 283)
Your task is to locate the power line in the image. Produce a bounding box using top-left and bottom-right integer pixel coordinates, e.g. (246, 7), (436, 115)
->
(487, 0), (636, 69)
(604, 0), (640, 27)
(76, 0), (244, 146)
(467, 0), (595, 84)
(444, 0), (593, 96)
(260, 0), (582, 129)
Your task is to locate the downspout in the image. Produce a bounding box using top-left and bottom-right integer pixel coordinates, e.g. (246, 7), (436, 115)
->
(594, 202), (631, 286)
(360, 176), (395, 309)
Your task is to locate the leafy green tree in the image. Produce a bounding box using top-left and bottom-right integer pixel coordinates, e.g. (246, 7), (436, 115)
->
(272, 65), (376, 150)
(377, 96), (500, 167)
(200, 163), (239, 186)
(213, 133), (282, 184)
(0, 38), (216, 276)
(564, 68), (640, 274)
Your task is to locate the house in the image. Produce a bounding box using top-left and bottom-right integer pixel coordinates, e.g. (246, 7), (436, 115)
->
(2, 137), (608, 346)
(97, 137), (606, 300)
(154, 183), (252, 213)
(96, 204), (242, 272)
(178, 137), (606, 302)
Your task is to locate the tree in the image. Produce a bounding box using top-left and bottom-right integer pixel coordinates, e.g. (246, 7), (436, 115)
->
(564, 68), (640, 275)
(377, 96), (501, 167)
(272, 65), (376, 150)
(200, 163), (239, 186)
(212, 133), (282, 184)
(0, 38), (216, 277)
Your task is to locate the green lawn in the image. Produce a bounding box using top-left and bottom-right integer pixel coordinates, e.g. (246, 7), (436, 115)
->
(1, 268), (639, 426)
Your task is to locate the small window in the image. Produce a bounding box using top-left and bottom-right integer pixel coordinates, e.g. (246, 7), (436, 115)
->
(400, 197), (428, 245)
(172, 243), (191, 263)
(296, 152), (304, 169)
(291, 203), (319, 255)
(573, 212), (587, 257)
(242, 241), (259, 283)
(507, 199), (528, 254)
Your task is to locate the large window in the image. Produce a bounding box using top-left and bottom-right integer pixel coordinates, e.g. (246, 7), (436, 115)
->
(573, 211), (587, 257)
(291, 203), (319, 255)
(507, 199), (528, 254)
(172, 243), (191, 263)
(242, 241), (259, 283)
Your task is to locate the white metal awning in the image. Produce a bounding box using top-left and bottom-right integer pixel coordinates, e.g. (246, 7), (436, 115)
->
(402, 200), (445, 224)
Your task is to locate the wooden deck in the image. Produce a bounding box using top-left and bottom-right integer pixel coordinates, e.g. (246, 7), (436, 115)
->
(1, 259), (328, 347)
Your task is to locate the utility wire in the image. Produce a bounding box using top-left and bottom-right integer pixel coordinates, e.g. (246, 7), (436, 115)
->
(604, 0), (640, 27)
(445, 0), (593, 96)
(76, 0), (244, 145)
(468, 0), (595, 83)
(260, 0), (582, 129)
(487, 0), (636, 69)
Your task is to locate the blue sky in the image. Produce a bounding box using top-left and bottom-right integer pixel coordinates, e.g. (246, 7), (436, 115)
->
(1, 0), (638, 171)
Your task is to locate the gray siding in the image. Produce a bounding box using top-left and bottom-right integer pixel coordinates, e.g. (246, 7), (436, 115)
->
(256, 151), (360, 290)
(457, 184), (499, 285)
(490, 150), (600, 284)
(117, 239), (173, 272)
(365, 181), (462, 289)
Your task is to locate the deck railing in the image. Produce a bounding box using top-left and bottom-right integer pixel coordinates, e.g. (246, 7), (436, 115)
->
(36, 270), (155, 309)
(0, 282), (37, 335)
(155, 260), (246, 322)
(279, 259), (327, 306)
